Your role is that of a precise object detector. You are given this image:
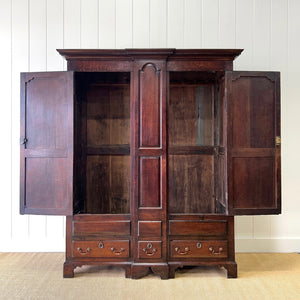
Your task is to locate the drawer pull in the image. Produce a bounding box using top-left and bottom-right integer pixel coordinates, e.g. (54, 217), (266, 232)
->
(98, 242), (104, 249)
(142, 243), (157, 256)
(77, 247), (91, 255)
(111, 247), (125, 255)
(174, 247), (190, 255)
(209, 246), (223, 255)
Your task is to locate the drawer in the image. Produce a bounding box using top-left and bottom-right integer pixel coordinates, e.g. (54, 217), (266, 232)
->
(169, 220), (227, 236)
(73, 240), (130, 258)
(73, 221), (130, 236)
(170, 240), (228, 258)
(138, 241), (162, 259)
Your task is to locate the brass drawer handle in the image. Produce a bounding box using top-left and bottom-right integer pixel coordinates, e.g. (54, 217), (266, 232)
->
(77, 247), (91, 255)
(209, 246), (223, 255)
(111, 247), (125, 255)
(142, 243), (157, 256)
(174, 247), (190, 255)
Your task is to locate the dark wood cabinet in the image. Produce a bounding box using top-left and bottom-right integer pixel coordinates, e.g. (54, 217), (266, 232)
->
(20, 49), (281, 279)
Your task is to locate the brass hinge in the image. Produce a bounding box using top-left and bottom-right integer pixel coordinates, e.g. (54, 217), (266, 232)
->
(276, 136), (281, 146)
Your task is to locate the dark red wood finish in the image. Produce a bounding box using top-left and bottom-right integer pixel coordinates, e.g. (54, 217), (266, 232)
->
(131, 58), (168, 267)
(20, 72), (74, 215)
(20, 49), (281, 279)
(226, 71), (281, 215)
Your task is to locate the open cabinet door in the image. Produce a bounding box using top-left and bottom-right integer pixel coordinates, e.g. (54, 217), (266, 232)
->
(226, 71), (281, 215)
(20, 72), (74, 215)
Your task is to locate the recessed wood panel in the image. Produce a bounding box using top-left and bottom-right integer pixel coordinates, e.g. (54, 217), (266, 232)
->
(169, 84), (214, 146)
(233, 157), (275, 209)
(168, 155), (214, 213)
(138, 221), (162, 236)
(73, 221), (131, 236)
(86, 155), (130, 214)
(87, 85), (130, 146)
(139, 157), (161, 207)
(25, 157), (68, 210)
(227, 71), (281, 215)
(232, 76), (275, 148)
(139, 64), (161, 147)
(169, 220), (227, 236)
(25, 76), (68, 150)
(20, 72), (74, 215)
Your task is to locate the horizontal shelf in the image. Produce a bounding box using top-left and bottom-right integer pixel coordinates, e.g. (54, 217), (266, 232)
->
(169, 146), (222, 155)
(86, 145), (225, 155)
(86, 144), (130, 155)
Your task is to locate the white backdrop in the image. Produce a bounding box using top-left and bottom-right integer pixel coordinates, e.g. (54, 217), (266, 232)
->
(0, 0), (299, 252)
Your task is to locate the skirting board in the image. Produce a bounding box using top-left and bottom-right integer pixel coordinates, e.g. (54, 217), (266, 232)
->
(0, 238), (299, 253)
(235, 238), (300, 253)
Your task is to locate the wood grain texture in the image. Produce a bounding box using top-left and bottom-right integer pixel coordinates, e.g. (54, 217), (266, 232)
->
(169, 83), (214, 146)
(170, 240), (228, 258)
(227, 71), (281, 215)
(86, 155), (130, 214)
(169, 220), (227, 236)
(86, 84), (130, 146)
(168, 154), (214, 213)
(138, 221), (162, 237)
(20, 72), (74, 215)
(139, 157), (161, 208)
(233, 157), (275, 209)
(138, 241), (162, 259)
(73, 240), (130, 258)
(73, 221), (131, 237)
(232, 75), (275, 148)
(139, 63), (161, 147)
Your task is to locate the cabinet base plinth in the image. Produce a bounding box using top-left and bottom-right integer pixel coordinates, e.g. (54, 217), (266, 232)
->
(224, 262), (238, 278)
(63, 262), (75, 278)
(63, 261), (237, 279)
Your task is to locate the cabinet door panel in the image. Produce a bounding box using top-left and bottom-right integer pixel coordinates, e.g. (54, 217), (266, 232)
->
(20, 72), (74, 215)
(227, 71), (281, 215)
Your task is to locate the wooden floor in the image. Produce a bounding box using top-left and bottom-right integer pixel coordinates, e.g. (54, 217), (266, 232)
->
(0, 253), (299, 299)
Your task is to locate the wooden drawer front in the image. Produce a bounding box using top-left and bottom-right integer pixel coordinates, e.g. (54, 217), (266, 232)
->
(138, 221), (162, 237)
(170, 240), (228, 258)
(138, 241), (162, 259)
(169, 220), (227, 236)
(73, 221), (130, 236)
(73, 240), (130, 258)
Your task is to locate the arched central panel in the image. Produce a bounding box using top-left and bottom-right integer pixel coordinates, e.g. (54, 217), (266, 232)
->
(139, 63), (161, 148)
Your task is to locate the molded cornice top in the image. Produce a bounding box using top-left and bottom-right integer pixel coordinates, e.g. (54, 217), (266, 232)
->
(57, 48), (243, 61)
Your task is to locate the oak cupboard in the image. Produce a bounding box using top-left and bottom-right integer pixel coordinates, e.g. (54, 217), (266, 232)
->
(20, 49), (281, 279)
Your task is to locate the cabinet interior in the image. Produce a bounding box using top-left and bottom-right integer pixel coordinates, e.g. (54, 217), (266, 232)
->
(168, 71), (226, 214)
(74, 71), (226, 215)
(74, 72), (131, 214)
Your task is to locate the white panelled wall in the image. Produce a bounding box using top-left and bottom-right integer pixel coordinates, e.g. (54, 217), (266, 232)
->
(0, 0), (299, 252)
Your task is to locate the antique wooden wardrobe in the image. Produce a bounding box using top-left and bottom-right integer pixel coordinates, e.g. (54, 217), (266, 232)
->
(20, 49), (281, 279)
